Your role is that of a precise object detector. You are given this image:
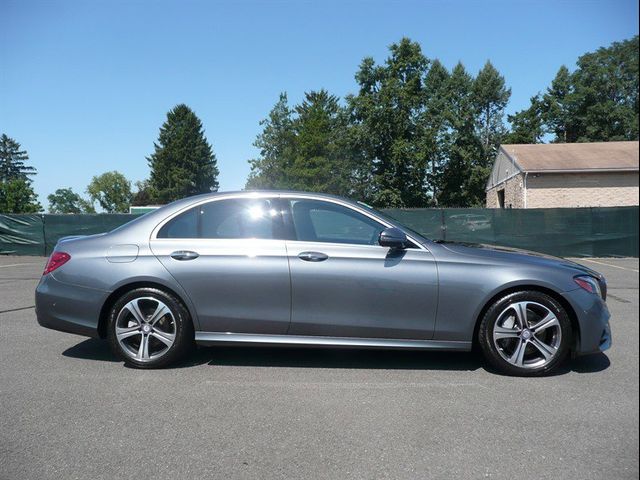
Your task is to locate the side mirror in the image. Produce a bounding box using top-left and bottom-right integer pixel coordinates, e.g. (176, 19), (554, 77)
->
(378, 227), (408, 249)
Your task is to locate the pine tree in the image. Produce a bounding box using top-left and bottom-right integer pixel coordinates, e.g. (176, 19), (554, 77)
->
(147, 105), (219, 203)
(0, 179), (42, 213)
(0, 134), (37, 182)
(246, 93), (296, 190)
(422, 59), (450, 206)
(505, 95), (545, 144)
(439, 63), (483, 207)
(289, 90), (351, 195)
(473, 62), (511, 151)
(542, 66), (576, 142)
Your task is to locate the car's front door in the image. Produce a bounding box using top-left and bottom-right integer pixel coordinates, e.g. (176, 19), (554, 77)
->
(282, 197), (438, 340)
(149, 196), (291, 334)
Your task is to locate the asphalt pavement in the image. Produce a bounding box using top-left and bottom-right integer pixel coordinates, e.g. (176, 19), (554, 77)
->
(0, 256), (638, 479)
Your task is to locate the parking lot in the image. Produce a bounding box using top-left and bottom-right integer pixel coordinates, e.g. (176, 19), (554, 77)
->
(1, 255), (638, 480)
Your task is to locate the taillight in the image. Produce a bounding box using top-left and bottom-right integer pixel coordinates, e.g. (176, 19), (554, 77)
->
(43, 252), (71, 275)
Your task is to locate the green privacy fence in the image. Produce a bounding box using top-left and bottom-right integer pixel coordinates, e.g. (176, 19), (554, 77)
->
(1, 207), (638, 257)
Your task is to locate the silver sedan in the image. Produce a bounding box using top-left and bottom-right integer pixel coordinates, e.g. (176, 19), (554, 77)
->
(35, 191), (611, 376)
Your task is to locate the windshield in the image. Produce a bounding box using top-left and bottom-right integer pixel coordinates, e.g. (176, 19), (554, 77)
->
(356, 201), (431, 243)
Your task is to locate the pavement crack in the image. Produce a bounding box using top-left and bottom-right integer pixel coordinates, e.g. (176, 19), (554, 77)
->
(0, 305), (35, 314)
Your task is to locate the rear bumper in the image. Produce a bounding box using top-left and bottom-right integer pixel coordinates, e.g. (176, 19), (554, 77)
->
(562, 288), (612, 356)
(35, 274), (109, 338)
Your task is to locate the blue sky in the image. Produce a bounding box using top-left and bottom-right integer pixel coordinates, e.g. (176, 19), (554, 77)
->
(1, 0), (638, 207)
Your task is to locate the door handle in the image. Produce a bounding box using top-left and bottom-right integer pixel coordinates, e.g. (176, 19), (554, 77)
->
(170, 250), (200, 261)
(298, 251), (329, 262)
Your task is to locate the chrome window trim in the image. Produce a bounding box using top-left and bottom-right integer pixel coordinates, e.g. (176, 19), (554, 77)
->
(150, 192), (427, 251)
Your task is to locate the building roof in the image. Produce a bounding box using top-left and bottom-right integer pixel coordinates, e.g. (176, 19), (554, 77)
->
(500, 141), (639, 173)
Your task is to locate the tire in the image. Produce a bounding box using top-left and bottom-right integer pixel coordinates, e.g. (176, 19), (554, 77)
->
(107, 287), (194, 369)
(478, 291), (572, 377)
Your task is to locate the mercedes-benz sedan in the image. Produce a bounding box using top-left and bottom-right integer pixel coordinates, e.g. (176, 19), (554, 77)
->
(36, 191), (611, 376)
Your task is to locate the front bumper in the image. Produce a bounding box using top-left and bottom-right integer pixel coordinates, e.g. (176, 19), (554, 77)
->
(35, 274), (109, 338)
(562, 287), (612, 356)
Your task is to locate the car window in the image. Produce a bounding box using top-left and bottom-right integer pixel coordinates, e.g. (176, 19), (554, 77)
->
(288, 199), (385, 245)
(157, 198), (281, 239)
(157, 206), (198, 238)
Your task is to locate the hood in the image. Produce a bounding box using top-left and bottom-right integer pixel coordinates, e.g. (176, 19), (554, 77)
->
(434, 240), (603, 279)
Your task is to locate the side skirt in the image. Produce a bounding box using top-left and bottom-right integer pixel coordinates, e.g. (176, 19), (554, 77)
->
(194, 332), (472, 351)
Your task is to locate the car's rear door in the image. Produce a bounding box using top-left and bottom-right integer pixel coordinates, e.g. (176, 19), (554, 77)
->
(149, 195), (291, 334)
(282, 196), (438, 339)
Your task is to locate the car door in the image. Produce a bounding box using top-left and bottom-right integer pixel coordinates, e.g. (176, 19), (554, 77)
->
(282, 197), (439, 340)
(149, 196), (291, 334)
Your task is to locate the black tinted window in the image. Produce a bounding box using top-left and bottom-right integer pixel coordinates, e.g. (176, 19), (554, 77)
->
(158, 198), (281, 239)
(289, 199), (384, 245)
(157, 207), (198, 238)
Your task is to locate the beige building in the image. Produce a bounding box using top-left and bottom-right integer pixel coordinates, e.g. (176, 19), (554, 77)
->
(486, 141), (639, 208)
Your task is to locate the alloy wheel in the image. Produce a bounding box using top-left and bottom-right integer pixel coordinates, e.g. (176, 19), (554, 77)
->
(115, 297), (176, 362)
(492, 301), (562, 369)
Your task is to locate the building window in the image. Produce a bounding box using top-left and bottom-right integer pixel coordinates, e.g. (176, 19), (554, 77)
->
(497, 189), (506, 209)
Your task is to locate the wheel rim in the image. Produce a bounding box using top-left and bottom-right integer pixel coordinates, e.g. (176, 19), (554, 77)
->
(492, 301), (562, 369)
(115, 297), (176, 362)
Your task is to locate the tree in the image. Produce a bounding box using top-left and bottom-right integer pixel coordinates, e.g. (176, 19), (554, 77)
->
(0, 179), (42, 213)
(542, 65), (577, 142)
(246, 93), (296, 189)
(0, 134), (36, 182)
(86, 171), (132, 213)
(289, 90), (351, 195)
(347, 38), (430, 207)
(531, 35), (640, 143)
(473, 61), (511, 151)
(421, 59), (450, 205)
(131, 180), (156, 206)
(47, 188), (94, 214)
(247, 91), (353, 196)
(438, 63), (484, 207)
(505, 95), (545, 144)
(570, 35), (639, 141)
(147, 104), (219, 203)
(0, 134), (41, 213)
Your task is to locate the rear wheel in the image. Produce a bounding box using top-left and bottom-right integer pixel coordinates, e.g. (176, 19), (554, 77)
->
(478, 291), (572, 376)
(107, 288), (194, 368)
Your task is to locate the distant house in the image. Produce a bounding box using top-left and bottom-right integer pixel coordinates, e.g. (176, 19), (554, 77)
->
(486, 141), (639, 208)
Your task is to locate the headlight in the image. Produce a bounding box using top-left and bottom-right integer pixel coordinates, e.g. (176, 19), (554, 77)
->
(574, 275), (603, 298)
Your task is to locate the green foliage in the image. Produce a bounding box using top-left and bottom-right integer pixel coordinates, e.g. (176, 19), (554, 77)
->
(131, 180), (156, 207)
(505, 95), (545, 144)
(0, 134), (36, 182)
(248, 39), (511, 208)
(147, 104), (219, 203)
(0, 134), (41, 213)
(439, 63), (485, 207)
(0, 178), (42, 213)
(519, 36), (639, 143)
(542, 65), (577, 142)
(86, 171), (132, 213)
(570, 35), (639, 141)
(247, 93), (297, 190)
(247, 91), (353, 196)
(47, 188), (94, 214)
(422, 59), (451, 205)
(347, 38), (431, 207)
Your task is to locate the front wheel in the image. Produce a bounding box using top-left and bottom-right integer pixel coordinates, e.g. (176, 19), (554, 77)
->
(107, 287), (194, 368)
(478, 291), (572, 376)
